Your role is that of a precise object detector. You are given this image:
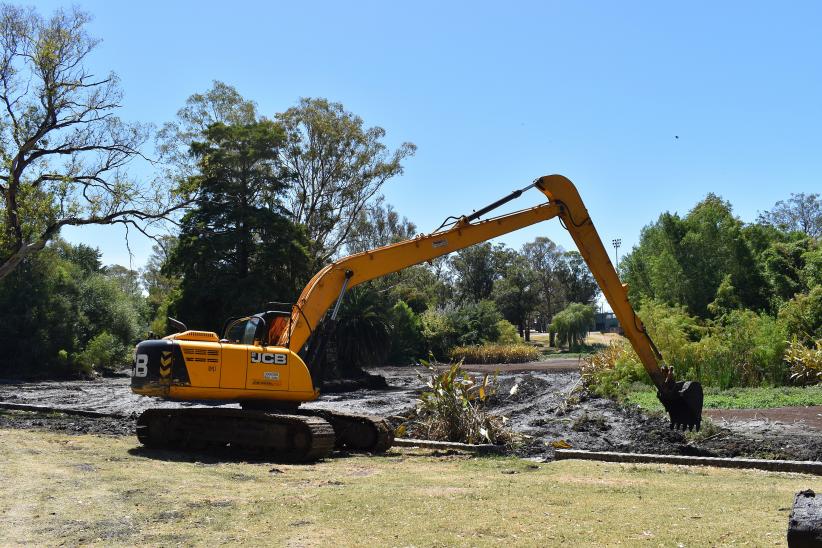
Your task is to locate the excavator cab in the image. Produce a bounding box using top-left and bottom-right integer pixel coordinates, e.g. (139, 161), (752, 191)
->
(220, 305), (293, 348)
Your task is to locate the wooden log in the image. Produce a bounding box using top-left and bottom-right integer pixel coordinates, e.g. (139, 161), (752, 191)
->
(393, 437), (503, 454)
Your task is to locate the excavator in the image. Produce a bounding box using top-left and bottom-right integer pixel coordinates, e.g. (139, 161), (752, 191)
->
(131, 174), (704, 461)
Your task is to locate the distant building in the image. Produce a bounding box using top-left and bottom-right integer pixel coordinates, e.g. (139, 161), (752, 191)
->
(595, 311), (622, 333)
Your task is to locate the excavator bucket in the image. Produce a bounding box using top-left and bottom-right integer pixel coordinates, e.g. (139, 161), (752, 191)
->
(657, 380), (704, 430)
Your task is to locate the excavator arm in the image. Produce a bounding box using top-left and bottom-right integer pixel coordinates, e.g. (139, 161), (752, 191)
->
(278, 174), (703, 430)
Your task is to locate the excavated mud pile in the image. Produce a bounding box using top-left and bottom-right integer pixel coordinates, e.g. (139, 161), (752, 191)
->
(1, 367), (820, 462)
(484, 373), (822, 461)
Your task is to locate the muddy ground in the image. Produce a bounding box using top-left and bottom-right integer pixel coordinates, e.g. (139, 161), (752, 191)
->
(1, 365), (820, 462)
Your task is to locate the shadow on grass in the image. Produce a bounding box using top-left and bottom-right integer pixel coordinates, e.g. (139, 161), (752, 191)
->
(127, 444), (409, 465)
(531, 342), (607, 357)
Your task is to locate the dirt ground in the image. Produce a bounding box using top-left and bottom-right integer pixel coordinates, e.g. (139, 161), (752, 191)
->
(1, 364), (821, 462)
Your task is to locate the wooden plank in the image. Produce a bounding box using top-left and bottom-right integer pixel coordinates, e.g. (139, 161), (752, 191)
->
(0, 401), (126, 418)
(393, 437), (503, 454)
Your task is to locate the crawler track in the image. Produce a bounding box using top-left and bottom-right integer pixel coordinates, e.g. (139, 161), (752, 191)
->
(300, 409), (394, 453)
(136, 408), (335, 462)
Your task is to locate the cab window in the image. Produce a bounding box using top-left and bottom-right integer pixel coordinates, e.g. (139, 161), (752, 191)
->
(224, 317), (262, 345)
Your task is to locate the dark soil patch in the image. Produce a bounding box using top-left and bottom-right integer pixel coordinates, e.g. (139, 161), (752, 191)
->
(0, 409), (134, 436)
(1, 368), (821, 462)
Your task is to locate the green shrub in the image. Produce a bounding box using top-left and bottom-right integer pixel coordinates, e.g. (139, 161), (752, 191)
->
(387, 300), (423, 364)
(449, 343), (539, 364)
(778, 286), (822, 345)
(410, 361), (512, 444)
(678, 310), (789, 389)
(495, 319), (521, 344)
(419, 301), (506, 360)
(445, 300), (502, 346)
(638, 299), (791, 389)
(77, 332), (126, 375)
(420, 309), (454, 360)
(718, 309), (788, 386)
(581, 341), (650, 398)
(639, 300), (703, 351)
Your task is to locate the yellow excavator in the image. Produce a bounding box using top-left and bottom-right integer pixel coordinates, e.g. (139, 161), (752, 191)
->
(131, 174), (703, 461)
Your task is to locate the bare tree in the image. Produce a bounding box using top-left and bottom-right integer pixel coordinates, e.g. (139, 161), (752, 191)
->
(758, 192), (821, 238)
(522, 237), (568, 328)
(276, 98), (416, 263)
(0, 5), (184, 280)
(345, 195), (417, 254)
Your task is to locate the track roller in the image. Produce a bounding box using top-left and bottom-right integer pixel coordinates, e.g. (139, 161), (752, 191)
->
(300, 410), (394, 453)
(136, 408), (335, 462)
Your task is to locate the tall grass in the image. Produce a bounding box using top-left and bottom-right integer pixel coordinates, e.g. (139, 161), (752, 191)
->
(449, 343), (539, 364)
(638, 301), (791, 389)
(581, 341), (650, 398)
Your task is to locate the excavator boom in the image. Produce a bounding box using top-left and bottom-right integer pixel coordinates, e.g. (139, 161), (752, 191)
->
(280, 174), (703, 430)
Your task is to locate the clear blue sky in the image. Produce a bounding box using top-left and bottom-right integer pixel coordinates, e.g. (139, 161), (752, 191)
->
(37, 0), (821, 269)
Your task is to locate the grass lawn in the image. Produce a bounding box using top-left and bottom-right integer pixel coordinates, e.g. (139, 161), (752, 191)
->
(1, 427), (816, 546)
(528, 331), (619, 358)
(626, 384), (822, 412)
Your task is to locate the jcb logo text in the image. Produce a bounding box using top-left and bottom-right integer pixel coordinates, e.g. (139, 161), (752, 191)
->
(251, 352), (287, 365)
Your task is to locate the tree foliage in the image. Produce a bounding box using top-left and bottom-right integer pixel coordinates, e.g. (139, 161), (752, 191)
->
(156, 80), (257, 180)
(276, 98), (416, 263)
(346, 195), (416, 254)
(387, 300), (423, 365)
(492, 253), (539, 339)
(621, 194), (768, 318)
(165, 121), (310, 333)
(0, 5), (182, 280)
(334, 284), (391, 369)
(140, 235), (178, 333)
(758, 192), (821, 238)
(557, 251), (599, 305)
(450, 242), (509, 302)
(522, 237), (567, 329)
(0, 238), (145, 377)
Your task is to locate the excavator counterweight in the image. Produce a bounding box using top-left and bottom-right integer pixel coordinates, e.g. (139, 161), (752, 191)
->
(131, 174), (704, 462)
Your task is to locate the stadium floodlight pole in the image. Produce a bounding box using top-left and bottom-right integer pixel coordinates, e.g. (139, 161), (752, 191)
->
(612, 238), (622, 270)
